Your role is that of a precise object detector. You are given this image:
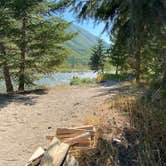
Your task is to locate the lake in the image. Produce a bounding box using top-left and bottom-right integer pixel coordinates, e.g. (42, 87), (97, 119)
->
(0, 71), (97, 92)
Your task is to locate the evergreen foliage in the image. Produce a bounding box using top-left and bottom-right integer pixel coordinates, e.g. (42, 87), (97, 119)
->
(108, 37), (128, 75)
(57, 0), (165, 86)
(89, 39), (106, 73)
(0, 0), (74, 92)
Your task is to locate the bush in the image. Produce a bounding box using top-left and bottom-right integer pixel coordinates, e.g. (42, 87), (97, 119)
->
(96, 73), (129, 83)
(70, 77), (95, 85)
(160, 88), (166, 97)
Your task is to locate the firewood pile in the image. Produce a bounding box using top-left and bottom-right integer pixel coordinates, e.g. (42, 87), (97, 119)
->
(25, 125), (96, 166)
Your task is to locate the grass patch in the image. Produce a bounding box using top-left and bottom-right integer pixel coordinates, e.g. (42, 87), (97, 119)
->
(70, 77), (95, 85)
(96, 73), (130, 83)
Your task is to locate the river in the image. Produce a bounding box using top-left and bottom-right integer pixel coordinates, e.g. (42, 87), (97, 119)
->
(0, 71), (97, 92)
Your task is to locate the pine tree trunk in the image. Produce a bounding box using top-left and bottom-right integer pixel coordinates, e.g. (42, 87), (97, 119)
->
(18, 16), (27, 92)
(101, 66), (104, 73)
(130, 0), (140, 83)
(18, 51), (25, 92)
(3, 62), (14, 93)
(0, 43), (14, 93)
(135, 50), (141, 84)
(162, 64), (166, 89)
(115, 65), (119, 75)
(132, 0), (142, 85)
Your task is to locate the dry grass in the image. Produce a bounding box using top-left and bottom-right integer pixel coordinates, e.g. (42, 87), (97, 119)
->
(78, 94), (131, 165)
(127, 96), (166, 165)
(79, 85), (166, 165)
(107, 91), (166, 165)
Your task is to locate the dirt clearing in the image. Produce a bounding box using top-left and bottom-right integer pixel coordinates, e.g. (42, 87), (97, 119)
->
(0, 85), (113, 166)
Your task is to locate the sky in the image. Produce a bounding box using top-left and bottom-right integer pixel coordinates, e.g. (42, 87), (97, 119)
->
(58, 10), (110, 44)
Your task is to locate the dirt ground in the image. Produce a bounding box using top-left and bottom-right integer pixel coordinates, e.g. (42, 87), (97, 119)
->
(0, 85), (115, 166)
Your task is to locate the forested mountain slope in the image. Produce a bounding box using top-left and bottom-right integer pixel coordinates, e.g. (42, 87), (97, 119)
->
(65, 24), (108, 66)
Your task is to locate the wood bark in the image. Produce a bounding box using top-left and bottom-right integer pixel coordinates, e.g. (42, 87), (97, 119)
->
(115, 65), (119, 75)
(2, 62), (14, 93)
(135, 49), (141, 84)
(0, 42), (14, 93)
(130, 0), (141, 84)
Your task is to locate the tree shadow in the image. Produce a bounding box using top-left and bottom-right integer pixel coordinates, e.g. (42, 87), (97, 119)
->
(98, 81), (120, 87)
(93, 84), (141, 99)
(0, 88), (48, 109)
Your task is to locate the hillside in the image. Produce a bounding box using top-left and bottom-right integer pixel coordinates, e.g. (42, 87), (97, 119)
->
(64, 24), (108, 67)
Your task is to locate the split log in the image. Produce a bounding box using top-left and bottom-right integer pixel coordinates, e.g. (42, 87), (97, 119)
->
(40, 137), (70, 166)
(56, 128), (95, 136)
(70, 125), (94, 131)
(64, 132), (91, 146)
(25, 147), (45, 166)
(47, 133), (92, 142)
(70, 125), (96, 132)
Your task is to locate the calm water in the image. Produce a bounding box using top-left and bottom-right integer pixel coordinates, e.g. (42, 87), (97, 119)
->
(0, 71), (97, 92)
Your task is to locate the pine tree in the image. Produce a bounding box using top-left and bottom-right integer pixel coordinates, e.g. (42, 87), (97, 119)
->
(109, 45), (128, 75)
(89, 39), (106, 73)
(0, 0), (75, 93)
(0, 0), (15, 93)
(108, 28), (129, 75)
(10, 0), (74, 91)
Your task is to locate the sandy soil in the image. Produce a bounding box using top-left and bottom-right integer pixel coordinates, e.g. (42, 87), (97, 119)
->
(0, 85), (111, 166)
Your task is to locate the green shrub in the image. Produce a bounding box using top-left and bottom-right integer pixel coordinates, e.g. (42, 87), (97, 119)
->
(160, 88), (166, 97)
(96, 73), (129, 83)
(70, 77), (95, 85)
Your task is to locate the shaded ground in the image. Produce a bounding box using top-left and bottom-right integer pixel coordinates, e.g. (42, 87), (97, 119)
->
(0, 85), (113, 166)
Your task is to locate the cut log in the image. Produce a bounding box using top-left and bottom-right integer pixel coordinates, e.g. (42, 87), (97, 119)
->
(40, 138), (70, 166)
(70, 147), (96, 151)
(47, 134), (92, 142)
(70, 125), (94, 131)
(64, 132), (91, 146)
(69, 139), (91, 147)
(25, 147), (45, 166)
(47, 136), (91, 147)
(56, 128), (94, 136)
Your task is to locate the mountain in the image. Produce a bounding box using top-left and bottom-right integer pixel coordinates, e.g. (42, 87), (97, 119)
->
(64, 24), (109, 67)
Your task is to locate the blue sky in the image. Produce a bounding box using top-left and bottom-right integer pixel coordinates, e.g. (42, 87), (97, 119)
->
(58, 10), (110, 44)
